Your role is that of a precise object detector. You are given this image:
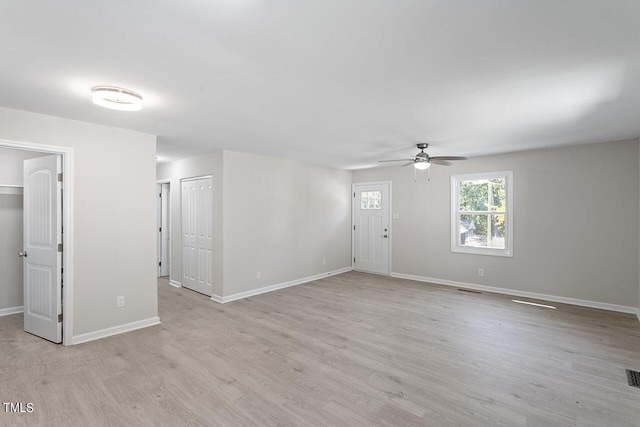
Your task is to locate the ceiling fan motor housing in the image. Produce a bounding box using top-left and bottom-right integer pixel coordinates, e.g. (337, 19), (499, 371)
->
(415, 143), (429, 162)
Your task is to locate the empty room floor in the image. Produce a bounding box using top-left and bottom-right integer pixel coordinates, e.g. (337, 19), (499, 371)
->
(1, 272), (639, 426)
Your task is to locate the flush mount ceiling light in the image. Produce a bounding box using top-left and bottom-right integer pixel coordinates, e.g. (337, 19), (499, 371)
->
(91, 86), (143, 111)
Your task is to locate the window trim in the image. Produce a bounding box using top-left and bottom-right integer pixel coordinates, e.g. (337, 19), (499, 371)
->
(450, 171), (513, 257)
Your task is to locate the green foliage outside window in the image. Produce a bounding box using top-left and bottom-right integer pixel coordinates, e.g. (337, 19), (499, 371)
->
(459, 178), (506, 238)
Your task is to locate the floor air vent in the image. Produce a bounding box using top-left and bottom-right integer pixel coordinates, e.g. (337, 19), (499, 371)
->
(457, 288), (482, 294)
(626, 369), (640, 388)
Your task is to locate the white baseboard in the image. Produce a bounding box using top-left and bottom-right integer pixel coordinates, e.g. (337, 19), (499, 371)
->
(211, 267), (353, 304)
(390, 272), (638, 315)
(71, 316), (161, 345)
(210, 293), (224, 303)
(169, 280), (182, 288)
(0, 306), (24, 317)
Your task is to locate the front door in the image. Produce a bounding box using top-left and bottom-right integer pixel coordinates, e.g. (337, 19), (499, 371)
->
(353, 183), (390, 275)
(22, 155), (62, 343)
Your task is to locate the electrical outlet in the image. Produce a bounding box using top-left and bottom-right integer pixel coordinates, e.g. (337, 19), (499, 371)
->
(323, 259), (326, 266)
(256, 271), (261, 279)
(478, 268), (484, 277)
(116, 296), (125, 308)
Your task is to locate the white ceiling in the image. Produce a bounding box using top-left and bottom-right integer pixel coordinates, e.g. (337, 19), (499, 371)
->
(1, 1), (639, 169)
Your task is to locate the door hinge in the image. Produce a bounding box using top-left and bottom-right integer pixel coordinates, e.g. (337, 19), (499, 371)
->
(58, 173), (63, 182)
(354, 257), (356, 263)
(353, 192), (356, 198)
(57, 243), (63, 252)
(159, 262), (162, 267)
(58, 313), (63, 323)
(353, 225), (355, 230)
(159, 227), (162, 232)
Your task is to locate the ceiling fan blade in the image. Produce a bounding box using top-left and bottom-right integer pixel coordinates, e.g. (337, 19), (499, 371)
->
(401, 162), (415, 167)
(378, 159), (415, 163)
(429, 159), (452, 166)
(429, 156), (468, 161)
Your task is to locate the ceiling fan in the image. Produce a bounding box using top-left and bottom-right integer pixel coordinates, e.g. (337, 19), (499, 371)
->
(379, 143), (467, 170)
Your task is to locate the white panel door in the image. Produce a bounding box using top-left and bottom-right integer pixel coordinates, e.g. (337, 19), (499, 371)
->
(181, 180), (197, 291)
(195, 178), (212, 295)
(159, 183), (170, 277)
(353, 183), (390, 275)
(157, 184), (162, 277)
(181, 177), (212, 296)
(23, 155), (62, 343)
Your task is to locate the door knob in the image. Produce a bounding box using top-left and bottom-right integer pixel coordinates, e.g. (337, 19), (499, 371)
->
(18, 251), (27, 257)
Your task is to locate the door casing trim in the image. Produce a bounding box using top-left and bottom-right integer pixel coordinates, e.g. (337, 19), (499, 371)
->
(0, 138), (74, 346)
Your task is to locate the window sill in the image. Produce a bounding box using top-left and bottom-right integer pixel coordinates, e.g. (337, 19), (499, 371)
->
(451, 245), (513, 257)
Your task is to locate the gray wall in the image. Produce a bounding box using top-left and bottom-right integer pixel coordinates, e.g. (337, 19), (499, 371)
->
(156, 151), (224, 296)
(0, 193), (23, 310)
(222, 151), (352, 296)
(353, 139), (639, 308)
(0, 107), (158, 338)
(157, 150), (353, 298)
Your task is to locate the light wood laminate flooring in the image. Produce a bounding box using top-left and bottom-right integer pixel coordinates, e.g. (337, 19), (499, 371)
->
(1, 272), (639, 426)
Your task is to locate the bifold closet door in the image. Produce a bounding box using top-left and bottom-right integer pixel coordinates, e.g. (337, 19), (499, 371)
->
(195, 178), (213, 296)
(181, 177), (212, 296)
(182, 180), (197, 291)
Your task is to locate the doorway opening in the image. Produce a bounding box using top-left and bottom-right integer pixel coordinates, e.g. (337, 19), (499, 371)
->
(0, 140), (74, 346)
